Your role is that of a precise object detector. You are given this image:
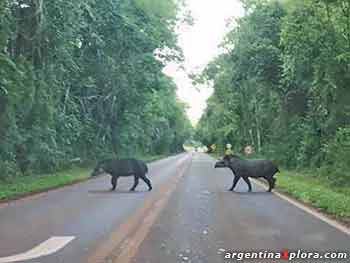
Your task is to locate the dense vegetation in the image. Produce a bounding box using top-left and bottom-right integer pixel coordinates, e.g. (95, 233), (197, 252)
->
(0, 0), (193, 181)
(196, 0), (350, 185)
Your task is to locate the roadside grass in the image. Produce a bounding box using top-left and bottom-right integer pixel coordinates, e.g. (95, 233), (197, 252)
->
(0, 166), (91, 201)
(276, 171), (350, 222)
(0, 154), (168, 202)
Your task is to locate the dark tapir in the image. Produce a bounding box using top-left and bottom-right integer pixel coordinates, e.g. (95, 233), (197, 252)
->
(215, 155), (279, 192)
(91, 159), (152, 191)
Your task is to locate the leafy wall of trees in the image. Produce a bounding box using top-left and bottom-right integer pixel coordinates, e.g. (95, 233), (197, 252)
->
(0, 0), (192, 179)
(196, 0), (350, 185)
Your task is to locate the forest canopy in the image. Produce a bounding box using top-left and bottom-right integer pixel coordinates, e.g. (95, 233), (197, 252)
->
(0, 0), (193, 179)
(196, 0), (350, 185)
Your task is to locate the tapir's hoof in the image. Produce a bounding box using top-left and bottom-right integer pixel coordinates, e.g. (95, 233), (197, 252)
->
(110, 188), (116, 191)
(148, 188), (152, 191)
(130, 188), (136, 192)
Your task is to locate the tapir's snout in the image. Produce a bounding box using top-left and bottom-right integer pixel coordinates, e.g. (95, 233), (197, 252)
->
(214, 160), (226, 168)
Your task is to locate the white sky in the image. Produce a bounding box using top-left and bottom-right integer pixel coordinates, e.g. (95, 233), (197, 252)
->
(163, 0), (244, 125)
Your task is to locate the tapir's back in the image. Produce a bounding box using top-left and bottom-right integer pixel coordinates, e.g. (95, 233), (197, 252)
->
(102, 159), (147, 177)
(228, 158), (278, 178)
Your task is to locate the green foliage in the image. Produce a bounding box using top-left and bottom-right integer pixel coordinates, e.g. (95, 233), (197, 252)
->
(196, 0), (350, 185)
(0, 0), (193, 180)
(318, 127), (350, 185)
(196, 1), (285, 153)
(0, 160), (22, 182)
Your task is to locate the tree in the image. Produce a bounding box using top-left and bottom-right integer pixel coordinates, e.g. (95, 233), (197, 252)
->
(0, 0), (193, 178)
(196, 0), (350, 184)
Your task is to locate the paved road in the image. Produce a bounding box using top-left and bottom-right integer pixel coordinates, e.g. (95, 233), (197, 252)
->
(0, 154), (189, 263)
(0, 153), (349, 263)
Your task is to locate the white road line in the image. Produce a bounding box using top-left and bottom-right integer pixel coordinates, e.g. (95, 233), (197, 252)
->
(252, 179), (350, 236)
(209, 155), (350, 235)
(0, 236), (75, 263)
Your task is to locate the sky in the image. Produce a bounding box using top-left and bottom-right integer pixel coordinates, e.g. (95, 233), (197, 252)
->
(163, 0), (244, 125)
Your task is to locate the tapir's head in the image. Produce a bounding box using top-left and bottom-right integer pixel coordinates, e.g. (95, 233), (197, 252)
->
(214, 158), (230, 168)
(214, 155), (240, 168)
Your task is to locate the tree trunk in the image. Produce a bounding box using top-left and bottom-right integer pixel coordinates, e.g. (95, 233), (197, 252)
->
(254, 99), (262, 153)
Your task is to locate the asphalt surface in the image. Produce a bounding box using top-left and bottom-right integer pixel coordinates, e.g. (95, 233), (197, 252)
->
(130, 154), (350, 263)
(0, 153), (349, 263)
(0, 154), (189, 263)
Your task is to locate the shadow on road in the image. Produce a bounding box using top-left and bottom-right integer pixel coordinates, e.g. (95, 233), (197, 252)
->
(231, 191), (272, 195)
(88, 190), (148, 194)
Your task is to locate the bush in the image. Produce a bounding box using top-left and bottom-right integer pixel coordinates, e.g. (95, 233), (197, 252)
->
(319, 127), (350, 185)
(0, 160), (22, 182)
(296, 120), (323, 168)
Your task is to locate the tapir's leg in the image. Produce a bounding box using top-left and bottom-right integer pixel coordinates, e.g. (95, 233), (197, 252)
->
(130, 175), (139, 191)
(140, 174), (152, 191)
(229, 175), (241, 191)
(111, 176), (118, 191)
(267, 177), (275, 192)
(242, 177), (252, 192)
